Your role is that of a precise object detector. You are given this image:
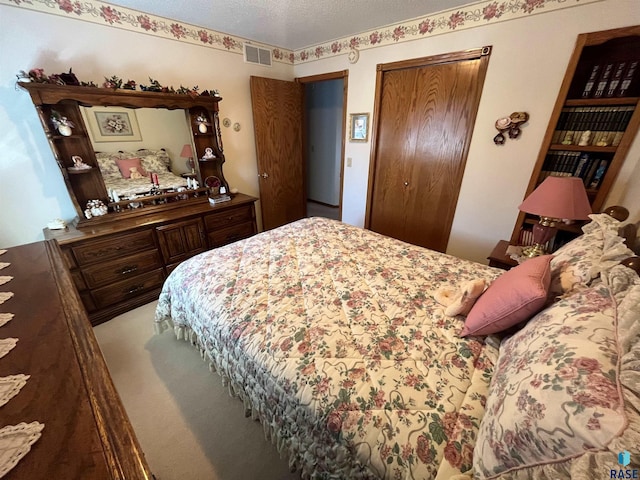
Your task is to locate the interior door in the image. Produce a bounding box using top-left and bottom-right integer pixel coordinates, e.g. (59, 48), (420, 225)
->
(366, 48), (491, 252)
(250, 76), (305, 231)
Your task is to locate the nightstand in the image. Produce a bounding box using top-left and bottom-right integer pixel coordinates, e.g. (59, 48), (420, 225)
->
(487, 240), (518, 270)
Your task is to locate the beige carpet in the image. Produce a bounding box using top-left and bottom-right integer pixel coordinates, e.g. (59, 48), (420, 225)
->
(94, 301), (301, 480)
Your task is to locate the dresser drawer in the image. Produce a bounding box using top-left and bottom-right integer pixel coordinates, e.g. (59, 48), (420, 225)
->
(70, 269), (88, 291)
(72, 229), (156, 266)
(81, 250), (163, 289)
(204, 204), (254, 231)
(208, 222), (256, 248)
(91, 269), (165, 309)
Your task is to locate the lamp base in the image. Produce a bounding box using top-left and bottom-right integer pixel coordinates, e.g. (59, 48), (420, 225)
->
(522, 243), (548, 258)
(521, 217), (559, 258)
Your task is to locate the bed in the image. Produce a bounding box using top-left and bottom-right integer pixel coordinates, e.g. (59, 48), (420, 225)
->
(154, 214), (640, 479)
(96, 148), (188, 198)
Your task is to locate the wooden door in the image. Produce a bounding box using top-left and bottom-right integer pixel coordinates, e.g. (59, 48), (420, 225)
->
(366, 48), (491, 252)
(250, 76), (305, 230)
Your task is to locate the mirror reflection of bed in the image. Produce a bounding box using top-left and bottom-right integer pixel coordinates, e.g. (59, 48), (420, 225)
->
(80, 106), (195, 200)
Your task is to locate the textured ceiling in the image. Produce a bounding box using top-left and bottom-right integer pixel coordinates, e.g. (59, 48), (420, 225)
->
(107, 0), (474, 50)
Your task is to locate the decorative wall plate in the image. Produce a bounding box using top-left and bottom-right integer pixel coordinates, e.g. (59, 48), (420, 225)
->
(348, 48), (360, 64)
(222, 118), (231, 128)
(233, 122), (241, 132)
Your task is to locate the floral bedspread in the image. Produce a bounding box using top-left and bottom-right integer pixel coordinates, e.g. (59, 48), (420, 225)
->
(104, 171), (188, 197)
(155, 217), (502, 479)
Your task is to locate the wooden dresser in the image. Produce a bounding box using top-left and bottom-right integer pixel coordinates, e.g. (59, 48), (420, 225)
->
(0, 241), (151, 480)
(45, 194), (257, 325)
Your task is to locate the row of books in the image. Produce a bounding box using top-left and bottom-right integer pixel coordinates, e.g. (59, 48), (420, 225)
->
(552, 105), (633, 146)
(539, 151), (610, 189)
(518, 226), (575, 252)
(581, 59), (638, 98)
(518, 228), (556, 250)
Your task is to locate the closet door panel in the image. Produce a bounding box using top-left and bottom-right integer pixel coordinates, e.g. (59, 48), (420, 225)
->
(369, 68), (419, 239)
(367, 48), (490, 252)
(403, 59), (483, 250)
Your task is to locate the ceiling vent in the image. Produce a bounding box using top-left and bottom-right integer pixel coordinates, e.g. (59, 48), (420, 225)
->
(244, 44), (272, 67)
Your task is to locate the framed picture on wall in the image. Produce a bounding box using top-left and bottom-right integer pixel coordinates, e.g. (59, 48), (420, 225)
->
(87, 108), (142, 142)
(349, 113), (369, 142)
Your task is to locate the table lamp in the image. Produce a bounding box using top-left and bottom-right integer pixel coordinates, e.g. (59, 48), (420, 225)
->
(180, 144), (195, 174)
(518, 176), (592, 257)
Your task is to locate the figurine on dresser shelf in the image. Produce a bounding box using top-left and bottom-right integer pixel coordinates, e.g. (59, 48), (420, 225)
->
(202, 147), (216, 159)
(70, 155), (91, 170)
(84, 199), (108, 219)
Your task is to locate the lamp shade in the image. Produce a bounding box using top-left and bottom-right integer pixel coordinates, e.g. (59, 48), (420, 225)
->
(180, 144), (194, 158)
(518, 176), (592, 220)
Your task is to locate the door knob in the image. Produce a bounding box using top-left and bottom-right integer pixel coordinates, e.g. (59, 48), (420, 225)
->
(404, 181), (409, 186)
(258, 172), (269, 179)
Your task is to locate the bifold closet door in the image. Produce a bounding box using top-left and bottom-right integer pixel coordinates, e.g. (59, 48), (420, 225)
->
(367, 47), (491, 252)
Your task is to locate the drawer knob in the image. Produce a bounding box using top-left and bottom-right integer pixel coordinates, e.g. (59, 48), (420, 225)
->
(120, 265), (138, 275)
(125, 285), (144, 295)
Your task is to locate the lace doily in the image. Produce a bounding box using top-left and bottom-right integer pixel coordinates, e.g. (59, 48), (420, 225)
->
(0, 339), (17, 360)
(0, 278), (11, 287)
(0, 422), (44, 478)
(0, 375), (29, 408)
(0, 293), (13, 305)
(0, 314), (12, 328)
(0, 264), (8, 271)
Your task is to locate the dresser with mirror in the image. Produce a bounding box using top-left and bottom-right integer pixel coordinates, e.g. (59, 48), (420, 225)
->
(19, 82), (257, 325)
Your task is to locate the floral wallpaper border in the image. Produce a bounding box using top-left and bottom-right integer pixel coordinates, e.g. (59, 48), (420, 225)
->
(296, 0), (603, 64)
(2, 0), (602, 65)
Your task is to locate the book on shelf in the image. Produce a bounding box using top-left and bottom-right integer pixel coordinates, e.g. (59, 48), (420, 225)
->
(587, 159), (609, 189)
(593, 63), (615, 98)
(616, 60), (638, 97)
(581, 64), (601, 98)
(605, 62), (627, 97)
(582, 157), (601, 187)
(518, 227), (535, 247)
(573, 152), (591, 178)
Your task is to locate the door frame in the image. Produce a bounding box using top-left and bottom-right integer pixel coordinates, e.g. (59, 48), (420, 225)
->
(364, 47), (491, 235)
(297, 70), (349, 221)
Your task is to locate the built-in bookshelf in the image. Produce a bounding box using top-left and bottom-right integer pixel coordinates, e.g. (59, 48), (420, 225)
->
(510, 25), (640, 250)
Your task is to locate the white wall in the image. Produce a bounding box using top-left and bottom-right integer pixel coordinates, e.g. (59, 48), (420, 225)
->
(0, 5), (293, 247)
(294, 0), (640, 263)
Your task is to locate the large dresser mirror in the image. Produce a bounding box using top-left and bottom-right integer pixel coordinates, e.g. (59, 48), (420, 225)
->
(19, 82), (230, 226)
(80, 105), (193, 175)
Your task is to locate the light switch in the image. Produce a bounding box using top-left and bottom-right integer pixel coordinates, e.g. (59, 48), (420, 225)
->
(347, 157), (352, 167)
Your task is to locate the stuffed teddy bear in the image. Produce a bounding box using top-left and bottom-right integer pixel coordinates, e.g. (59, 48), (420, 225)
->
(129, 166), (144, 179)
(434, 279), (486, 317)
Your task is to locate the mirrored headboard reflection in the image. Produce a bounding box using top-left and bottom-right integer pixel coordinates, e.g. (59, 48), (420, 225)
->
(18, 82), (228, 225)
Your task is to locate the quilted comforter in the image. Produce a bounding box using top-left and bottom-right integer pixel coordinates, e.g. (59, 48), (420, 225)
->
(155, 217), (502, 479)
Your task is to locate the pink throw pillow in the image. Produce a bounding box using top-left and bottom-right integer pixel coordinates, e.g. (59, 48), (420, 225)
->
(461, 254), (553, 337)
(115, 157), (147, 179)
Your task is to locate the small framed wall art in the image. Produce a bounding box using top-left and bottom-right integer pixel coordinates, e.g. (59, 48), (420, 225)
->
(86, 107), (142, 142)
(349, 113), (369, 142)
